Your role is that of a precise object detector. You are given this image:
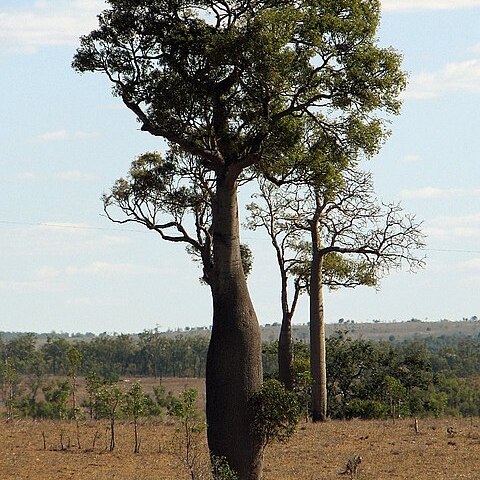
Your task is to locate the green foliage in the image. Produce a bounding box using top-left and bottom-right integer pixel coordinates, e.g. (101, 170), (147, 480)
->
(383, 375), (407, 418)
(42, 336), (72, 375)
(167, 389), (208, 480)
(0, 358), (21, 420)
(17, 380), (71, 420)
(67, 346), (83, 375)
(239, 244), (253, 279)
(345, 398), (389, 419)
(323, 253), (378, 289)
(153, 384), (177, 413)
(7, 330), (480, 421)
(73, 0), (406, 185)
(291, 342), (312, 419)
(122, 382), (150, 453)
(95, 382), (123, 451)
(211, 456), (239, 480)
(3, 333), (37, 373)
(122, 382), (149, 420)
(94, 382), (123, 421)
(431, 374), (480, 417)
(251, 380), (301, 449)
(168, 388), (204, 433)
(326, 332), (434, 419)
(84, 371), (103, 419)
(262, 340), (312, 412)
(3, 331), (211, 382)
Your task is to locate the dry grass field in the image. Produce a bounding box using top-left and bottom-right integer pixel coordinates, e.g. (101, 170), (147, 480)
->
(2, 378), (480, 479)
(2, 416), (480, 479)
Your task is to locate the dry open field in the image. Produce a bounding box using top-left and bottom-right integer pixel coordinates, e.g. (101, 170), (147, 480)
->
(1, 415), (480, 479)
(2, 378), (480, 479)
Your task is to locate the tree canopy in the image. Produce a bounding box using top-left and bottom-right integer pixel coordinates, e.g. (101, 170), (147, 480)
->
(73, 0), (405, 183)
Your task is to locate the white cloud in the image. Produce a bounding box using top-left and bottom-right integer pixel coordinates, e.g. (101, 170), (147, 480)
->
(72, 131), (100, 140)
(382, 0), (480, 11)
(35, 266), (61, 280)
(34, 130), (99, 142)
(65, 262), (157, 276)
(469, 43), (480, 54)
(0, 222), (132, 261)
(400, 187), (480, 200)
(406, 60), (480, 99)
(66, 297), (93, 306)
(425, 213), (480, 239)
(401, 154), (421, 163)
(400, 187), (449, 199)
(16, 172), (37, 180)
(54, 170), (97, 182)
(0, 278), (64, 292)
(0, 0), (105, 55)
(460, 258), (480, 271)
(36, 222), (92, 234)
(35, 130), (69, 141)
(14, 171), (98, 182)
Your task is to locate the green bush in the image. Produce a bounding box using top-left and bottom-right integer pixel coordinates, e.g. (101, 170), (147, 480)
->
(345, 399), (389, 419)
(251, 379), (301, 450)
(211, 456), (239, 480)
(16, 380), (71, 419)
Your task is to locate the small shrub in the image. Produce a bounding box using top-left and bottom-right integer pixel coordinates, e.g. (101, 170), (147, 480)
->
(168, 389), (209, 480)
(251, 379), (301, 450)
(211, 456), (238, 480)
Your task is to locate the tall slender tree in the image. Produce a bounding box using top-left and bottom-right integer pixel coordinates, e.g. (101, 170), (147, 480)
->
(256, 169), (424, 421)
(73, 1), (405, 476)
(246, 179), (375, 390)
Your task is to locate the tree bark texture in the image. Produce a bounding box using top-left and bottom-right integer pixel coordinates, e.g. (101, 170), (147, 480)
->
(309, 217), (328, 422)
(206, 177), (264, 480)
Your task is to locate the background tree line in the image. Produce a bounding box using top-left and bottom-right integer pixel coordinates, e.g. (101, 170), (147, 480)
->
(3, 331), (480, 420)
(0, 331), (209, 380)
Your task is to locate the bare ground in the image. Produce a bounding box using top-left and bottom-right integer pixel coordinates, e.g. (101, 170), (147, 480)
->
(1, 416), (480, 479)
(2, 378), (479, 479)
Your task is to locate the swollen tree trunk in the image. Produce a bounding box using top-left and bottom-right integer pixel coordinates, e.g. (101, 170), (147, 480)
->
(206, 177), (263, 480)
(309, 211), (328, 422)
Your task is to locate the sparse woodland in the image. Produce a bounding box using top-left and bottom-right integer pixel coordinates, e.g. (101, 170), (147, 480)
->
(2, 0), (471, 477)
(2, 331), (480, 422)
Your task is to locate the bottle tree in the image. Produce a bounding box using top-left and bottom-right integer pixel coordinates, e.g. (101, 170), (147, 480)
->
(73, 1), (405, 477)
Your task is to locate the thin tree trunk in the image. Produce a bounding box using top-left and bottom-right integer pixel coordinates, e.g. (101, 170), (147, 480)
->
(134, 417), (139, 453)
(310, 210), (328, 422)
(277, 262), (295, 390)
(206, 177), (263, 480)
(71, 374), (77, 417)
(278, 311), (295, 390)
(110, 418), (115, 451)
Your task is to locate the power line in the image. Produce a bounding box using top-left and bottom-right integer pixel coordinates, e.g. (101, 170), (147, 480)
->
(1, 220), (480, 254)
(424, 248), (480, 254)
(0, 219), (145, 234)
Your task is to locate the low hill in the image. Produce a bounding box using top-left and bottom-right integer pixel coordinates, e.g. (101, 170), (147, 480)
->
(260, 319), (480, 343)
(2, 319), (480, 343)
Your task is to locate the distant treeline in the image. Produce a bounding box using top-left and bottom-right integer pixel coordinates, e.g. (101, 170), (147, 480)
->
(2, 330), (480, 419)
(0, 330), (209, 379)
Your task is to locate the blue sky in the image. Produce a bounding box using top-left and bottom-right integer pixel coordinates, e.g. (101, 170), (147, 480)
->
(1, 0), (479, 334)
